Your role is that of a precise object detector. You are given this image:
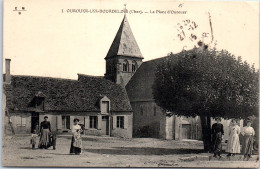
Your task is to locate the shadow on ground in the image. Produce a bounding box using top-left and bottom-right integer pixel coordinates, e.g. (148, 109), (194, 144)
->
(84, 147), (204, 155)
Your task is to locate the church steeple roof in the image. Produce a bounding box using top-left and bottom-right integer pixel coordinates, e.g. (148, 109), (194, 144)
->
(105, 15), (143, 59)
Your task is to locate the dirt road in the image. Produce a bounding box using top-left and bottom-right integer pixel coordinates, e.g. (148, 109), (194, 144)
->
(2, 135), (259, 168)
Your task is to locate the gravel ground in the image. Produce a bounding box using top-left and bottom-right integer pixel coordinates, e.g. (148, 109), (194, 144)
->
(1, 135), (259, 168)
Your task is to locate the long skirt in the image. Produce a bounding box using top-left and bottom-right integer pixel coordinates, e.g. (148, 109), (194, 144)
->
(212, 132), (222, 155)
(38, 129), (51, 149)
(70, 136), (81, 154)
(242, 135), (254, 155)
(226, 133), (240, 154)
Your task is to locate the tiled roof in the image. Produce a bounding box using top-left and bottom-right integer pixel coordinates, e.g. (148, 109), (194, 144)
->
(4, 74), (132, 112)
(105, 15), (143, 59)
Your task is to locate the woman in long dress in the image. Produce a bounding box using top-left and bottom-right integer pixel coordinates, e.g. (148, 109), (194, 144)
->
(70, 118), (82, 155)
(226, 119), (241, 158)
(241, 120), (255, 160)
(211, 117), (224, 158)
(38, 116), (51, 149)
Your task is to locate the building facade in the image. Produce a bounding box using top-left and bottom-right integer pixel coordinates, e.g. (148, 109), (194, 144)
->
(3, 66), (133, 138)
(125, 57), (203, 140)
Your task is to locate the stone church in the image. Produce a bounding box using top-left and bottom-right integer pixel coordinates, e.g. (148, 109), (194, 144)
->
(102, 15), (203, 140)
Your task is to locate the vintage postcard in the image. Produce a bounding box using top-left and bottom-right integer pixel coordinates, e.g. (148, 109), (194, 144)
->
(2, 0), (259, 168)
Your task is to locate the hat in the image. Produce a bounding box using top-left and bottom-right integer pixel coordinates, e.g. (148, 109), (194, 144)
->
(246, 119), (252, 123)
(215, 117), (221, 121)
(73, 118), (79, 122)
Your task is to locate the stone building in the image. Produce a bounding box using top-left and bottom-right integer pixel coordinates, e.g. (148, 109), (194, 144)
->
(125, 56), (203, 140)
(104, 15), (143, 87)
(3, 60), (133, 138)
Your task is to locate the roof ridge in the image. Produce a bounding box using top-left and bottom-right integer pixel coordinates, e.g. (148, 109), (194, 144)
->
(77, 73), (104, 78)
(143, 50), (188, 64)
(11, 74), (77, 81)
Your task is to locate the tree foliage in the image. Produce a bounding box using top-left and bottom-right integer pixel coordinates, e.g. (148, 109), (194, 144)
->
(152, 48), (259, 119)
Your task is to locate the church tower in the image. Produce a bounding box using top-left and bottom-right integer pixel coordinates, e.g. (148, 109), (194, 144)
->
(104, 15), (143, 86)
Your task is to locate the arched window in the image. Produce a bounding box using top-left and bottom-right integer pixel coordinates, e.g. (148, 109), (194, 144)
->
(132, 61), (138, 72)
(123, 60), (129, 72)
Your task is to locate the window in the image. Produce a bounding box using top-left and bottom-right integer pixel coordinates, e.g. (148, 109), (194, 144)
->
(132, 61), (137, 72)
(102, 116), (109, 120)
(101, 101), (109, 114)
(62, 116), (70, 129)
(154, 106), (157, 116)
(132, 64), (136, 72)
(123, 63), (127, 71)
(123, 60), (129, 72)
(16, 114), (26, 127)
(90, 116), (98, 129)
(140, 106), (143, 116)
(117, 116), (124, 129)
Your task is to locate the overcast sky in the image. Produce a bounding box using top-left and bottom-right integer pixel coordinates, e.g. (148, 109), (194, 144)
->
(3, 0), (259, 79)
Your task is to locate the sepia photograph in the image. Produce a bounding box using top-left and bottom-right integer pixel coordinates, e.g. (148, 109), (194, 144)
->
(2, 0), (259, 168)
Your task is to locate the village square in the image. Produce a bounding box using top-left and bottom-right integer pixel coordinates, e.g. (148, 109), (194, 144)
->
(2, 1), (259, 168)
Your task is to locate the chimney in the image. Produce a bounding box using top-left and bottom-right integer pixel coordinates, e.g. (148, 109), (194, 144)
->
(5, 59), (11, 83)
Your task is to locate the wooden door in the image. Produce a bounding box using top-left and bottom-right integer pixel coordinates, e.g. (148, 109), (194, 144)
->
(101, 116), (109, 135)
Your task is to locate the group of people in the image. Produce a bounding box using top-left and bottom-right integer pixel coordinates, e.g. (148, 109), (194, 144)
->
(32, 116), (256, 158)
(31, 116), (83, 155)
(211, 117), (255, 160)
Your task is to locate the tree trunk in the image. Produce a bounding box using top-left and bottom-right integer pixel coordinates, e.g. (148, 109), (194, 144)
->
(200, 115), (212, 152)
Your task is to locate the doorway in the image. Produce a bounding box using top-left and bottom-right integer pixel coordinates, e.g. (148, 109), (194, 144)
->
(101, 116), (109, 135)
(182, 124), (191, 139)
(31, 112), (39, 133)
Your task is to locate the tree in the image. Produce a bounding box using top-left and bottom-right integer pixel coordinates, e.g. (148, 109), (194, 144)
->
(152, 47), (259, 151)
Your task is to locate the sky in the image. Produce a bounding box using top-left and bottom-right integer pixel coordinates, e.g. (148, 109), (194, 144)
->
(3, 0), (259, 79)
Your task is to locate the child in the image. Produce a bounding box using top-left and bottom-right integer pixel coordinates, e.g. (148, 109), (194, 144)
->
(31, 129), (38, 149)
(50, 132), (57, 150)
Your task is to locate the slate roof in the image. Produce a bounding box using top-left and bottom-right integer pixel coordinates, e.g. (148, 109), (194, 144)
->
(4, 74), (132, 112)
(126, 51), (186, 102)
(126, 58), (164, 102)
(105, 15), (143, 59)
